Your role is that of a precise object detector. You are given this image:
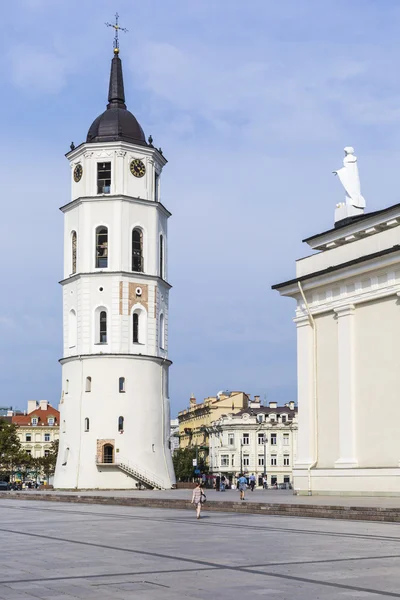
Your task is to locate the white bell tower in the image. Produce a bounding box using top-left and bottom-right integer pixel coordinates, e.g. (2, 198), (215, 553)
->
(54, 40), (175, 489)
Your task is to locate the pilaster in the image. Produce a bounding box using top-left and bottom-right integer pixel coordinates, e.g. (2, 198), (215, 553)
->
(334, 304), (358, 468)
(294, 316), (316, 468)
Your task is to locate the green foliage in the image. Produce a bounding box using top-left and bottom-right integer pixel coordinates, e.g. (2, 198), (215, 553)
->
(172, 446), (209, 481)
(40, 439), (58, 481)
(0, 419), (22, 479)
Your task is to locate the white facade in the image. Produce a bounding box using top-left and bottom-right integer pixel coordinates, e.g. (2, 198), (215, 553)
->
(54, 52), (175, 490)
(274, 197), (400, 496)
(209, 401), (297, 486)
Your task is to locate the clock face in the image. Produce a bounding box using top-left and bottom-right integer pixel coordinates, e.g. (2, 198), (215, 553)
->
(73, 164), (83, 183)
(130, 159), (146, 178)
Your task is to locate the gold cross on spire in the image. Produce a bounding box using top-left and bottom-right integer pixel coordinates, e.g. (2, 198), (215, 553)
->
(105, 12), (128, 55)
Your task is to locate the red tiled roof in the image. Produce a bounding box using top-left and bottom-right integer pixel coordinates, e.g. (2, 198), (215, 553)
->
(12, 406), (60, 426)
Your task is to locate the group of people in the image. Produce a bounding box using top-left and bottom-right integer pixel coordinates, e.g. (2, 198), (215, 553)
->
(192, 472), (270, 518)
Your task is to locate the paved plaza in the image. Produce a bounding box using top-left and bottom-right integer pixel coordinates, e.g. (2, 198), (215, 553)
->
(1, 499), (400, 598)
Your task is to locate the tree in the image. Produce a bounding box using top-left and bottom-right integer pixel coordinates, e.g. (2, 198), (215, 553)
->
(40, 439), (58, 483)
(0, 419), (21, 481)
(173, 447), (207, 481)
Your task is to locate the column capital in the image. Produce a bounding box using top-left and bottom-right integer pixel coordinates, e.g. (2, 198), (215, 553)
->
(334, 304), (355, 318)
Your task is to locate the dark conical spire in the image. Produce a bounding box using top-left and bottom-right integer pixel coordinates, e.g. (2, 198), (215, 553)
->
(107, 53), (126, 110)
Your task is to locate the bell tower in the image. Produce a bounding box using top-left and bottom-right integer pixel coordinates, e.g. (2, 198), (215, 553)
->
(54, 32), (175, 490)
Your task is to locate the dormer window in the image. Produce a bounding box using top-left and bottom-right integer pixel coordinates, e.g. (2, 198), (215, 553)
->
(48, 418), (55, 426)
(31, 417), (38, 426)
(97, 162), (111, 194)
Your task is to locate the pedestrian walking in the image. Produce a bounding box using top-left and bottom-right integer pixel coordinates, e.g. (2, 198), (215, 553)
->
(191, 482), (206, 519)
(238, 473), (247, 501)
(249, 473), (256, 492)
(262, 475), (268, 489)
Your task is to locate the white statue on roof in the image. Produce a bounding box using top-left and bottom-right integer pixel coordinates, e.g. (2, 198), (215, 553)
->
(333, 147), (366, 222)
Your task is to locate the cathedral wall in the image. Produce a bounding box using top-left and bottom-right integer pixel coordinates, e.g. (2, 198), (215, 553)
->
(355, 296), (400, 467)
(315, 312), (339, 468)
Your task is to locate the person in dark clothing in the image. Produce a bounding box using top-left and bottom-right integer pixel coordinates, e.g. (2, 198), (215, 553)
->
(215, 475), (221, 491)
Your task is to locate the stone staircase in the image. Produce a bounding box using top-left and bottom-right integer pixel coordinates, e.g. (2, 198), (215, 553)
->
(117, 458), (165, 490)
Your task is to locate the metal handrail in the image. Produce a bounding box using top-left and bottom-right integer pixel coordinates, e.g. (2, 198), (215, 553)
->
(116, 457), (164, 489)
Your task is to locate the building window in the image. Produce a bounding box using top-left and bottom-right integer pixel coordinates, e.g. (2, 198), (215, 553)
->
(132, 228), (143, 272)
(96, 226), (108, 268)
(25, 434), (31, 442)
(44, 433), (50, 442)
(270, 414), (276, 422)
(133, 313), (139, 343)
(159, 314), (165, 349)
(271, 454), (277, 466)
(258, 455), (264, 467)
(118, 416), (124, 432)
(100, 311), (107, 343)
(68, 309), (77, 349)
(85, 376), (92, 392)
(281, 415), (287, 423)
(243, 455), (249, 467)
(65, 379), (69, 394)
(283, 433), (289, 446)
(48, 418), (54, 426)
(221, 454), (229, 467)
(231, 455), (235, 466)
(258, 433), (265, 445)
(228, 433), (234, 446)
(270, 433), (277, 445)
(71, 231), (77, 274)
(84, 418), (89, 432)
(44, 450), (50, 457)
(242, 433), (249, 445)
(26, 449), (31, 456)
(97, 162), (111, 194)
(159, 234), (164, 279)
(284, 455), (290, 466)
(31, 418), (38, 426)
(103, 444), (113, 463)
(154, 172), (159, 202)
(284, 476), (290, 483)
(119, 377), (125, 393)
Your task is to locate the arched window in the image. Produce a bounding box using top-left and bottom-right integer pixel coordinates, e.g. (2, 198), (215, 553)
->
(159, 313), (165, 349)
(118, 416), (124, 432)
(132, 228), (143, 272)
(103, 444), (113, 463)
(71, 231), (77, 274)
(85, 376), (91, 392)
(119, 377), (125, 393)
(100, 311), (107, 343)
(96, 226), (108, 268)
(133, 313), (139, 343)
(84, 418), (89, 432)
(68, 309), (77, 349)
(159, 234), (164, 278)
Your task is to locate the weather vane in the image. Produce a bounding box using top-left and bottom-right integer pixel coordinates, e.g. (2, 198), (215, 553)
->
(105, 12), (128, 55)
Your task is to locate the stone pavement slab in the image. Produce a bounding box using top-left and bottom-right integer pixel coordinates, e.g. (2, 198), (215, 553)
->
(1, 498), (400, 599)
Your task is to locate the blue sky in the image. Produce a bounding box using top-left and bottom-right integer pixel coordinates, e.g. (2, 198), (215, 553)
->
(1, 0), (400, 416)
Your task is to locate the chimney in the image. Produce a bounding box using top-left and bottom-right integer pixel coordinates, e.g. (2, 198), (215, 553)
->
(189, 393), (196, 408)
(39, 400), (48, 411)
(27, 400), (37, 414)
(269, 401), (278, 409)
(249, 395), (261, 409)
(289, 401), (295, 410)
(7, 410), (13, 417)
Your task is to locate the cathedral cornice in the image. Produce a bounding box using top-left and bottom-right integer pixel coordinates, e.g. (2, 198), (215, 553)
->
(59, 271), (172, 289)
(59, 353), (172, 367)
(59, 194), (172, 218)
(66, 141), (167, 166)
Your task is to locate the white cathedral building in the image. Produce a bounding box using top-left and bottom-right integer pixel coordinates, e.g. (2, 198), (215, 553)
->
(54, 44), (176, 489)
(274, 147), (400, 496)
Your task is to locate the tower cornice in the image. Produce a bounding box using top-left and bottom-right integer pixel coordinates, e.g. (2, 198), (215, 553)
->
(59, 270), (172, 288)
(59, 194), (172, 218)
(59, 353), (173, 366)
(66, 140), (167, 166)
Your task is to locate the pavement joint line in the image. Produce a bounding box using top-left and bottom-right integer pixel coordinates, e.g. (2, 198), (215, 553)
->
(0, 524), (400, 598)
(3, 501), (400, 544)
